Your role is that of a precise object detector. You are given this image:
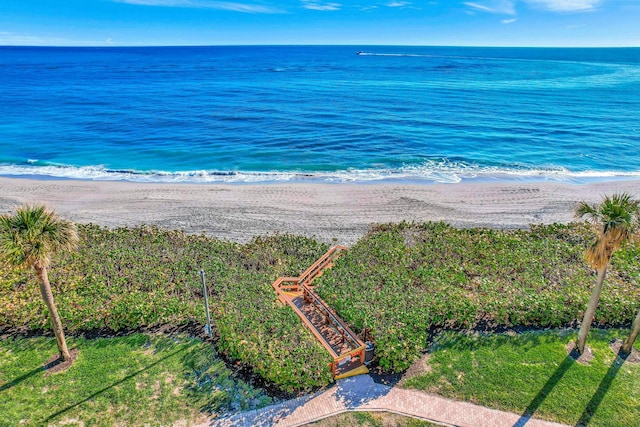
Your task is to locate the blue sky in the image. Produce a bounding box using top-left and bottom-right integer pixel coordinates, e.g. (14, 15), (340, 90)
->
(1, 0), (639, 47)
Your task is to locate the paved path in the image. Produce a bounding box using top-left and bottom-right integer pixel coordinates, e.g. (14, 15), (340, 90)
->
(209, 375), (569, 427)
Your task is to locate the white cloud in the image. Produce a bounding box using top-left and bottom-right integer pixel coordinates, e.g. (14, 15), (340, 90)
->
(114, 0), (282, 13)
(463, 0), (516, 15)
(386, 1), (411, 6)
(301, 1), (341, 10)
(0, 32), (118, 46)
(502, 18), (517, 23)
(523, 0), (602, 12)
(116, 0), (185, 4)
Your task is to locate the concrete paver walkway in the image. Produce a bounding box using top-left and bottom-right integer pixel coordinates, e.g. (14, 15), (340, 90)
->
(209, 375), (570, 427)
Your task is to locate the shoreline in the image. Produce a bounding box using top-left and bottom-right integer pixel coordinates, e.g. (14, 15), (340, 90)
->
(2, 177), (640, 246)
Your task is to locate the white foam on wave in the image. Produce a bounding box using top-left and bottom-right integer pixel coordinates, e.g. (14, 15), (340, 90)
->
(1, 163), (640, 184)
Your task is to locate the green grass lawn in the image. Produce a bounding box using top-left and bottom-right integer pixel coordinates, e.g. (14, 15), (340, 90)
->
(0, 334), (272, 427)
(309, 411), (438, 426)
(3, 330), (639, 426)
(402, 329), (640, 427)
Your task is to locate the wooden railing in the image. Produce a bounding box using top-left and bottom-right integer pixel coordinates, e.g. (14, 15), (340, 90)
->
(302, 286), (361, 352)
(298, 245), (347, 286)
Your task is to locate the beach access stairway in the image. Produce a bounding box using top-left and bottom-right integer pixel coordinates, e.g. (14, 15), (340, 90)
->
(272, 246), (370, 380)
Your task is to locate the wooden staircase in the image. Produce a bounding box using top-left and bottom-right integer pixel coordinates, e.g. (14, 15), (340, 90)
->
(272, 246), (370, 379)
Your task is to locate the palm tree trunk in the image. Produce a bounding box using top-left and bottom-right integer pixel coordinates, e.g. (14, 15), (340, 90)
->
(621, 307), (640, 354)
(576, 267), (607, 354)
(35, 264), (72, 362)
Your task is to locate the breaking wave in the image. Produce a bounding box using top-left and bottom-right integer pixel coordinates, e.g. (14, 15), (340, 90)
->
(2, 161), (639, 184)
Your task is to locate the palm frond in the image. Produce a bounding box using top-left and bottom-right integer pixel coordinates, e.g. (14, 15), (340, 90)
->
(577, 192), (640, 269)
(0, 204), (78, 269)
(574, 201), (599, 222)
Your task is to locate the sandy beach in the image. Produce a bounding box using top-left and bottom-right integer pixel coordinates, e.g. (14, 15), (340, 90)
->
(2, 177), (639, 246)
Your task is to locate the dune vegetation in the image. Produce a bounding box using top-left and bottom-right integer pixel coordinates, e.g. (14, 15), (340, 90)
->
(315, 222), (640, 372)
(2, 221), (639, 398)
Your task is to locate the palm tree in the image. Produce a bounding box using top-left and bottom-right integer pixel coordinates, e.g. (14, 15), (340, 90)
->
(574, 193), (639, 355)
(0, 204), (78, 362)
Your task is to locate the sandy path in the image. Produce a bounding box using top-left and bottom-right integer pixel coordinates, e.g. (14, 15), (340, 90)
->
(2, 177), (639, 246)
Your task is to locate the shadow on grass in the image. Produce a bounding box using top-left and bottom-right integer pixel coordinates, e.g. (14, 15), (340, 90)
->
(574, 351), (627, 427)
(0, 355), (63, 392)
(210, 391), (318, 427)
(513, 355), (575, 427)
(44, 346), (187, 423)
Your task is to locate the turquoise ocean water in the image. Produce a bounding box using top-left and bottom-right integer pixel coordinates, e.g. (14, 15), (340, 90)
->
(1, 45), (639, 183)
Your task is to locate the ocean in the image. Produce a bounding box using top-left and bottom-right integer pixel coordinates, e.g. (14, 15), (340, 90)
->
(1, 45), (639, 184)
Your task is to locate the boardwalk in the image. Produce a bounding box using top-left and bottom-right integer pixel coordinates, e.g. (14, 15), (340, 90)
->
(209, 374), (570, 427)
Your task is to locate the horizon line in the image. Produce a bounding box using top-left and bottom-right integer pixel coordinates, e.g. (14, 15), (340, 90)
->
(1, 43), (639, 49)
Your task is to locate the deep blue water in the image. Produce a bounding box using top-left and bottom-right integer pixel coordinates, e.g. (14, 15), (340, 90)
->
(1, 45), (639, 183)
